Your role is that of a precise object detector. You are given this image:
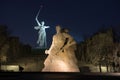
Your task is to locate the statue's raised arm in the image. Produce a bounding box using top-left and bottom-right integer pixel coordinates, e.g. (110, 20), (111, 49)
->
(35, 6), (43, 26)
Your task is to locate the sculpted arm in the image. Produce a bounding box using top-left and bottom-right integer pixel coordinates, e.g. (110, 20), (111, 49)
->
(45, 26), (50, 28)
(34, 26), (40, 30)
(64, 33), (76, 45)
(62, 33), (77, 50)
(35, 7), (42, 26)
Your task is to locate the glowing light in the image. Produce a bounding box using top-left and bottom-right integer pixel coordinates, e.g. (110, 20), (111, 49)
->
(101, 66), (107, 72)
(1, 65), (19, 72)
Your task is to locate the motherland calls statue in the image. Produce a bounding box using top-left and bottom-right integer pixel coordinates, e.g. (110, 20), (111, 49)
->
(34, 6), (50, 48)
(42, 26), (80, 72)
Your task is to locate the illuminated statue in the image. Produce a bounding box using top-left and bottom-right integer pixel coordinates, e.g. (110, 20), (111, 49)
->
(42, 26), (80, 72)
(34, 6), (50, 48)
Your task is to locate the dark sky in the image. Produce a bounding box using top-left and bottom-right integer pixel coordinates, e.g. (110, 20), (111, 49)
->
(0, 0), (120, 48)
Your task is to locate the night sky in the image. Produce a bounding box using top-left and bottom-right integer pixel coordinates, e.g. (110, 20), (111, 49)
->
(0, 0), (120, 48)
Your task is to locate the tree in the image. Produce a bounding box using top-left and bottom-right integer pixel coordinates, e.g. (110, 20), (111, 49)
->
(0, 25), (9, 64)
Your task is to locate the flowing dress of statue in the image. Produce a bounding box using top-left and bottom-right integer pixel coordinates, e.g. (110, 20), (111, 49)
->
(34, 7), (50, 48)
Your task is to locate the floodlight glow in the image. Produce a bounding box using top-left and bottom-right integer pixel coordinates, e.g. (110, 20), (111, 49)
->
(101, 66), (107, 72)
(1, 65), (19, 72)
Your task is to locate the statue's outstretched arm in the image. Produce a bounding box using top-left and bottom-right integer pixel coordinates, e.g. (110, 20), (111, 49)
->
(45, 26), (50, 28)
(34, 26), (40, 30)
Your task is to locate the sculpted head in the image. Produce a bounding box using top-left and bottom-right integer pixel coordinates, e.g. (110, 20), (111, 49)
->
(56, 25), (69, 34)
(61, 28), (69, 33)
(41, 21), (45, 26)
(56, 25), (61, 33)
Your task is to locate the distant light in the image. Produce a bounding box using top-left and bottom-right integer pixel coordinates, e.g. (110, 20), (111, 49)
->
(1, 65), (19, 72)
(101, 66), (107, 72)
